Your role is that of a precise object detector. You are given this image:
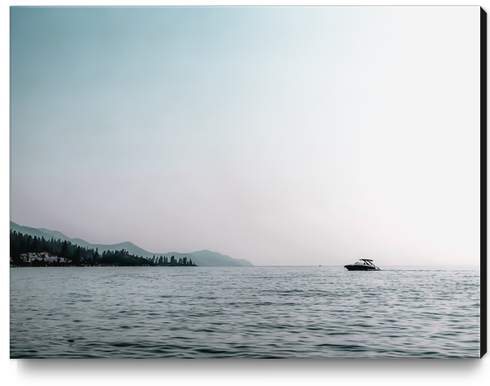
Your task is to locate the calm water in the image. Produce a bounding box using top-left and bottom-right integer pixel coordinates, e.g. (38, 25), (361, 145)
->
(10, 266), (480, 358)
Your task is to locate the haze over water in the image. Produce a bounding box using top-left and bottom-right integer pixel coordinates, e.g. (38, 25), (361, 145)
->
(9, 7), (480, 267)
(10, 266), (480, 358)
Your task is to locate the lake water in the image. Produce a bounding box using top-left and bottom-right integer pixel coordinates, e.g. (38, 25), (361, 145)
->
(10, 266), (480, 358)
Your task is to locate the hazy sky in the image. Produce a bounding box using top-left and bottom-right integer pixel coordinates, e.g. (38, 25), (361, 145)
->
(10, 6), (480, 266)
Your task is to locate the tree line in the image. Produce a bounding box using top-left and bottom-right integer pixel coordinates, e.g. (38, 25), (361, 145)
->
(147, 255), (196, 266)
(10, 231), (197, 267)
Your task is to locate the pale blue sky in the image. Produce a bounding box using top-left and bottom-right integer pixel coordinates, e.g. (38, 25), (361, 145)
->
(10, 6), (480, 266)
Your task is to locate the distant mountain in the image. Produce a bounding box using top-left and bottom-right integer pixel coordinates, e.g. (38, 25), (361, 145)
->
(160, 250), (253, 267)
(10, 222), (253, 267)
(10, 222), (64, 241)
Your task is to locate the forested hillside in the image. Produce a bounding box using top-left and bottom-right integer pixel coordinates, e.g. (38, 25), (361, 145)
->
(10, 231), (196, 267)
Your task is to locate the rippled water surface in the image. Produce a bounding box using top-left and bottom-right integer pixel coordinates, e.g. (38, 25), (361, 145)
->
(10, 266), (480, 358)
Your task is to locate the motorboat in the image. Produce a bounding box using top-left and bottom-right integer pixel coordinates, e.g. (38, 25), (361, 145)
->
(344, 259), (380, 271)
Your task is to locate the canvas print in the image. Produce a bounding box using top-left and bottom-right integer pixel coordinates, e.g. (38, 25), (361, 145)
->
(10, 6), (484, 359)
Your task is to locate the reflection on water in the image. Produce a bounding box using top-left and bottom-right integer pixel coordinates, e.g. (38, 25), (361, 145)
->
(10, 266), (480, 358)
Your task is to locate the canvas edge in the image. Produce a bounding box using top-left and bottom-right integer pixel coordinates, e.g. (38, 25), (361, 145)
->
(480, 5), (487, 360)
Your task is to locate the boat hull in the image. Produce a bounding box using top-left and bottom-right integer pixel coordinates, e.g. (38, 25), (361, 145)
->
(344, 264), (379, 271)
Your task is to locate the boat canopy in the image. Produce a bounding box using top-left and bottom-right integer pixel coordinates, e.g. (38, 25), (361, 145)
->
(355, 259), (376, 266)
